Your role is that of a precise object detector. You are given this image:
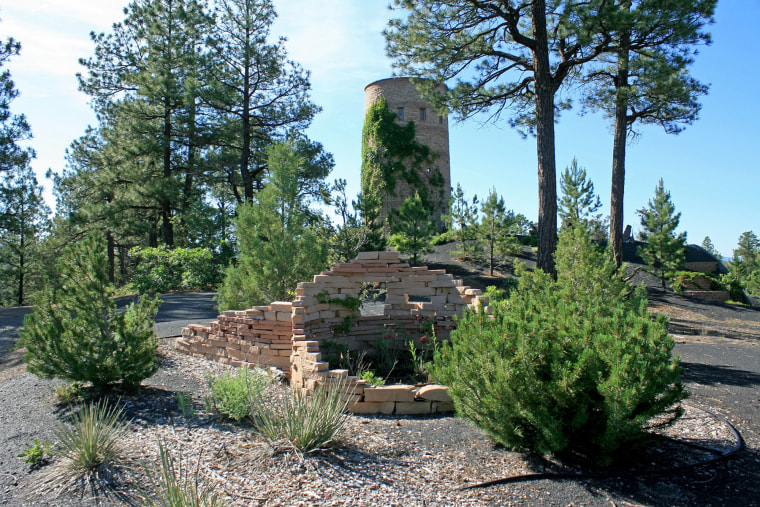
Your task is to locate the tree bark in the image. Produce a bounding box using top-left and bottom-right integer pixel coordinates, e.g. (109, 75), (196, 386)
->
(532, 0), (557, 277)
(610, 5), (631, 268)
(107, 231), (115, 284)
(162, 101), (174, 246)
(17, 224), (24, 306)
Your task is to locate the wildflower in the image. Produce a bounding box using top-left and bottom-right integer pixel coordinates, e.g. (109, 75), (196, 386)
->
(421, 336), (427, 344)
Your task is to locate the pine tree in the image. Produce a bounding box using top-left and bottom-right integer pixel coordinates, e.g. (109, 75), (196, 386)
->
(385, 1), (626, 275)
(0, 33), (34, 173)
(389, 192), (436, 266)
(22, 234), (160, 387)
(637, 179), (686, 289)
(730, 231), (760, 296)
(329, 178), (369, 263)
(581, 0), (715, 266)
(558, 158), (606, 240)
(78, 0), (213, 247)
(479, 188), (521, 276)
(701, 236), (720, 259)
(217, 142), (330, 310)
(444, 183), (480, 261)
(0, 164), (50, 305)
(203, 0), (318, 204)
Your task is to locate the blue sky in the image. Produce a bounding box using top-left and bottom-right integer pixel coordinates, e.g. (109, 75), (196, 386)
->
(2, 0), (757, 258)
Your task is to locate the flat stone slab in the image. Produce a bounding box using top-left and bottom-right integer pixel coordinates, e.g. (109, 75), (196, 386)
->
(415, 384), (452, 402)
(349, 401), (395, 414)
(363, 385), (416, 403)
(396, 401), (433, 415)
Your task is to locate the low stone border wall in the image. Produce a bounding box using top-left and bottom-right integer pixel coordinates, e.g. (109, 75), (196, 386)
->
(682, 290), (731, 303)
(321, 370), (454, 414)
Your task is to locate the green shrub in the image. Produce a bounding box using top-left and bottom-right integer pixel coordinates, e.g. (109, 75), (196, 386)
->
(249, 381), (352, 452)
(53, 399), (128, 476)
(360, 370), (385, 386)
(130, 246), (220, 294)
(431, 224), (686, 462)
(136, 438), (227, 507)
(22, 234), (160, 388)
(718, 272), (745, 301)
(206, 368), (271, 422)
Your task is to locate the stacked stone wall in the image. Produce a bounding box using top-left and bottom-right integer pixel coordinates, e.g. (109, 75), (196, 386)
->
(175, 251), (486, 414)
(176, 302), (294, 373)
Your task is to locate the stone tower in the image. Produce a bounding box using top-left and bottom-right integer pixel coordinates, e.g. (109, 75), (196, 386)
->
(363, 77), (451, 227)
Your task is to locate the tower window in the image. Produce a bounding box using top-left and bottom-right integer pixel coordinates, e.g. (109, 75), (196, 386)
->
(419, 108), (426, 121)
(397, 107), (404, 120)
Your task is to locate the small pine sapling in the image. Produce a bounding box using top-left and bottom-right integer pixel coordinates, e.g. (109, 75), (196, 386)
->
(637, 179), (687, 289)
(22, 234), (160, 388)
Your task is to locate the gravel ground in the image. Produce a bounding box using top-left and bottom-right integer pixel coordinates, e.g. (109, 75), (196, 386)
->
(1, 259), (759, 506)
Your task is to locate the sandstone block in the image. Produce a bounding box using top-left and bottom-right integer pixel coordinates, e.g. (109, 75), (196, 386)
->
(348, 401), (395, 415)
(395, 401), (432, 415)
(355, 251), (380, 260)
(270, 302), (292, 312)
(363, 385), (416, 403)
(415, 384), (452, 402)
(378, 251), (400, 261)
(432, 402), (455, 413)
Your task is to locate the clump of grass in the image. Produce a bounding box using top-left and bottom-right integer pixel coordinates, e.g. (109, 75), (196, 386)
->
(177, 392), (195, 418)
(206, 367), (273, 421)
(53, 399), (128, 476)
(136, 437), (227, 507)
(250, 380), (352, 452)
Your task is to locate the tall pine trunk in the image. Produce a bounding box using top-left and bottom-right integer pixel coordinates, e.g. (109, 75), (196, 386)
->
(532, 0), (558, 277)
(162, 102), (174, 246)
(610, 5), (631, 268)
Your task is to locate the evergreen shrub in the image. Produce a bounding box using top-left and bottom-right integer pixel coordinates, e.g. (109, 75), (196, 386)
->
(431, 225), (686, 461)
(23, 234), (160, 388)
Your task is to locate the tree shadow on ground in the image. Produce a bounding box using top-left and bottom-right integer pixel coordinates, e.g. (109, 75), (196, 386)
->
(680, 361), (760, 388)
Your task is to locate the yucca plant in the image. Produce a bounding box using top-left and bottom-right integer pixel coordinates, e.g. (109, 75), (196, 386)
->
(250, 381), (352, 452)
(53, 399), (128, 475)
(136, 437), (227, 507)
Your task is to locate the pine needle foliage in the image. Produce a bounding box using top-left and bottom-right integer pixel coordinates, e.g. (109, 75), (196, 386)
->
(637, 179), (687, 289)
(389, 192), (436, 266)
(22, 234), (160, 388)
(431, 224), (686, 462)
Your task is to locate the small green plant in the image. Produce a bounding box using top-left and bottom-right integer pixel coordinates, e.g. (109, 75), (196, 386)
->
(360, 370), (385, 386)
(18, 439), (52, 467)
(55, 381), (84, 403)
(53, 399), (128, 476)
(177, 393), (195, 418)
(206, 368), (271, 421)
(249, 380), (352, 452)
(136, 437), (227, 507)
